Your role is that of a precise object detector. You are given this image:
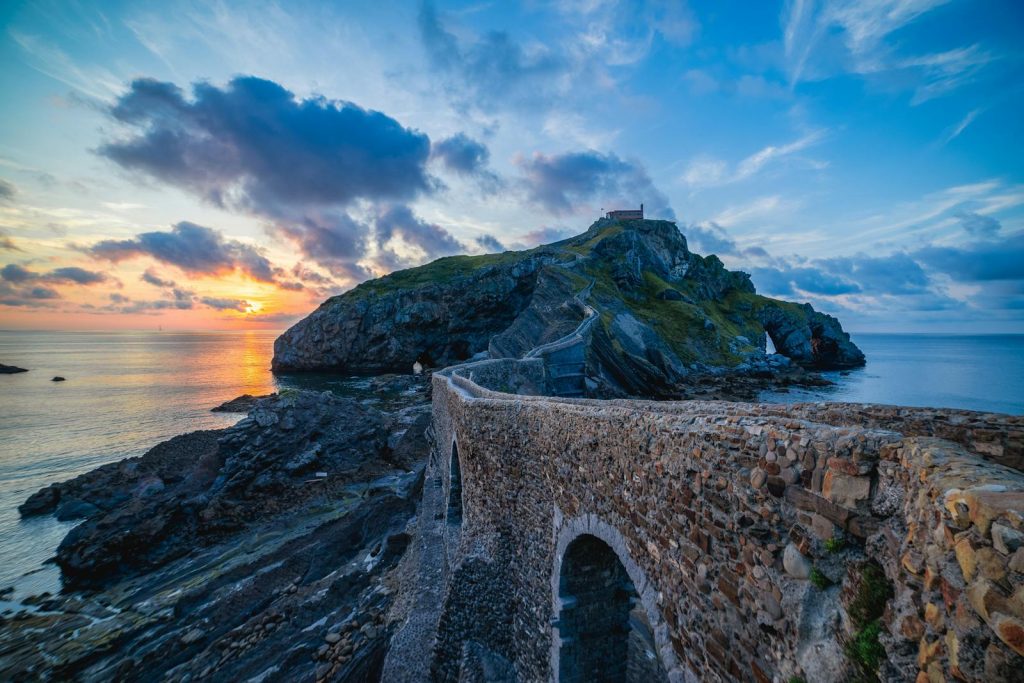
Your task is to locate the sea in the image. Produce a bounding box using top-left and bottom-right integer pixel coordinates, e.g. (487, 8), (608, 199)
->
(0, 330), (1022, 605)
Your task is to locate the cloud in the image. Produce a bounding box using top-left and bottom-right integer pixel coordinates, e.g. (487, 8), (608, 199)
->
(954, 210), (1000, 238)
(0, 179), (15, 202)
(684, 222), (741, 256)
(89, 221), (276, 282)
(818, 252), (930, 294)
(475, 234), (505, 253)
(914, 233), (1024, 282)
(1, 264), (33, 283)
(100, 76), (433, 213)
(200, 296), (250, 312)
(941, 109), (982, 146)
(432, 133), (490, 175)
(141, 268), (176, 287)
(782, 0), (993, 104)
(520, 226), (576, 246)
(374, 204), (466, 266)
(418, 2), (566, 109)
(98, 75), (442, 280)
(275, 213), (373, 281)
(517, 150), (674, 218)
(682, 131), (826, 188)
(1, 263), (108, 285)
(27, 286), (60, 299)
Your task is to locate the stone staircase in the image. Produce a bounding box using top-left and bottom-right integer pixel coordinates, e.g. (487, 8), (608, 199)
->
(525, 280), (597, 398)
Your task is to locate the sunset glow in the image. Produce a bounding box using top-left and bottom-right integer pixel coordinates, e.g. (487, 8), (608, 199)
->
(1, 1), (1022, 333)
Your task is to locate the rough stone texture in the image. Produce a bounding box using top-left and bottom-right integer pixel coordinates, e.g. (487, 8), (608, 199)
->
(427, 359), (1024, 682)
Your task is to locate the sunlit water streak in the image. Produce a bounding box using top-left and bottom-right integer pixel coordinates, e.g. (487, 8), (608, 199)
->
(0, 331), (1021, 605)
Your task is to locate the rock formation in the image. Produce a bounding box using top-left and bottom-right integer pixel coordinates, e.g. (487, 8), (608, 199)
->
(273, 218), (864, 397)
(0, 363), (28, 374)
(5, 384), (432, 681)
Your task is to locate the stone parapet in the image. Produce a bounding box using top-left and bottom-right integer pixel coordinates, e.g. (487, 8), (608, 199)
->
(429, 361), (1024, 682)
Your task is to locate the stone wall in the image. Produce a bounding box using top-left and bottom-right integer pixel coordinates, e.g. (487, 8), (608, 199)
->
(429, 361), (1024, 682)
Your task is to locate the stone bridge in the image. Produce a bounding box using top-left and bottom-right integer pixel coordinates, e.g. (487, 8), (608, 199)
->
(422, 357), (1024, 682)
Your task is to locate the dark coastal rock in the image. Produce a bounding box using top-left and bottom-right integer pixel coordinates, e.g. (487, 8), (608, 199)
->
(52, 391), (408, 585)
(210, 392), (274, 412)
(51, 376), (66, 382)
(18, 484), (61, 516)
(0, 363), (28, 374)
(4, 382), (432, 681)
(273, 218), (864, 398)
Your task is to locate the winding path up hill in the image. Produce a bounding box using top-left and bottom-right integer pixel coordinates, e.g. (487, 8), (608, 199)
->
(273, 218), (864, 397)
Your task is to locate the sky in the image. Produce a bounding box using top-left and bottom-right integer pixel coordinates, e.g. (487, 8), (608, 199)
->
(0, 0), (1022, 333)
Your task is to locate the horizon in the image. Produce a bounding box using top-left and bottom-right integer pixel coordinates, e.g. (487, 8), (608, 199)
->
(1, 0), (1023, 333)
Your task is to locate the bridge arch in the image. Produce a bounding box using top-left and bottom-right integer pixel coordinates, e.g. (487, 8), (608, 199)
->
(447, 437), (463, 528)
(551, 514), (687, 683)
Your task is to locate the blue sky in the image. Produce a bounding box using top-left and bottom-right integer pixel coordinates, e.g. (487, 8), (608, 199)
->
(0, 0), (1022, 331)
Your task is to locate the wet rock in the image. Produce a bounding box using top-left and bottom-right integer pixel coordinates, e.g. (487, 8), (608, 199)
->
(19, 484), (61, 517)
(211, 394), (274, 413)
(0, 363), (28, 374)
(51, 376), (66, 382)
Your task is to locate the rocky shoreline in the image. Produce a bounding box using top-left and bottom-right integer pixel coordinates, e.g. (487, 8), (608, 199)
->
(1, 377), (432, 681)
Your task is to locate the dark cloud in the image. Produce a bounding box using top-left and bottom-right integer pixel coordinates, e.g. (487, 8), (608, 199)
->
(1, 264), (33, 283)
(820, 253), (929, 295)
(141, 268), (176, 287)
(517, 150), (674, 219)
(89, 221), (276, 282)
(200, 297), (249, 312)
(100, 77), (432, 213)
(47, 267), (107, 285)
(0, 179), (15, 203)
(914, 233), (1024, 282)
(432, 133), (490, 175)
(1, 263), (107, 285)
(475, 234), (506, 253)
(418, 2), (565, 109)
(684, 222), (741, 256)
(275, 213), (372, 281)
(0, 236), (20, 251)
(954, 210), (1001, 238)
(375, 205), (465, 261)
(27, 286), (60, 299)
(750, 252), (929, 299)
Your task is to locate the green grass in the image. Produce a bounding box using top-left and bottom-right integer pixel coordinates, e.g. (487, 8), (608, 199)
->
(825, 536), (846, 553)
(845, 620), (886, 676)
(339, 249), (537, 302)
(844, 563), (894, 680)
(809, 567), (833, 589)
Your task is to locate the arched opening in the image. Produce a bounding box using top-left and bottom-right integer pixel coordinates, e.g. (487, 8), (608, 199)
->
(447, 441), (462, 526)
(557, 535), (666, 683)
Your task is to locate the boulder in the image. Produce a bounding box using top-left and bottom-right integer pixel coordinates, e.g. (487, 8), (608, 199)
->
(0, 363), (28, 374)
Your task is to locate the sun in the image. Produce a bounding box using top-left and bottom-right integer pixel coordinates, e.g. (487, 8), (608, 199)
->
(245, 301), (263, 314)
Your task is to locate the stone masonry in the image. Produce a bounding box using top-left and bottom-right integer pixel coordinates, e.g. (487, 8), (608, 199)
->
(426, 357), (1024, 682)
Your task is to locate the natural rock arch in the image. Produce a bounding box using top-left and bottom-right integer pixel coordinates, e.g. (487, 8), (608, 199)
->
(551, 516), (687, 683)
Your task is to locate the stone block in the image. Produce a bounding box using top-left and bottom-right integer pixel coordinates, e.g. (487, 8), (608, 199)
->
(822, 470), (871, 508)
(992, 523), (1024, 555)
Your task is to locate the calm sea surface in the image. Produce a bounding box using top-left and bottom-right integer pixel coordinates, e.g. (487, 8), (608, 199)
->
(0, 330), (1022, 602)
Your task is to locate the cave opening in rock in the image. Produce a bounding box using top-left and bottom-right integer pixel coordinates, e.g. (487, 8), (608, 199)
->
(557, 535), (666, 683)
(447, 441), (463, 527)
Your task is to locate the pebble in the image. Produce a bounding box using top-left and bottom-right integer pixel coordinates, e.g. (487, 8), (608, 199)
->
(325, 632), (341, 644)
